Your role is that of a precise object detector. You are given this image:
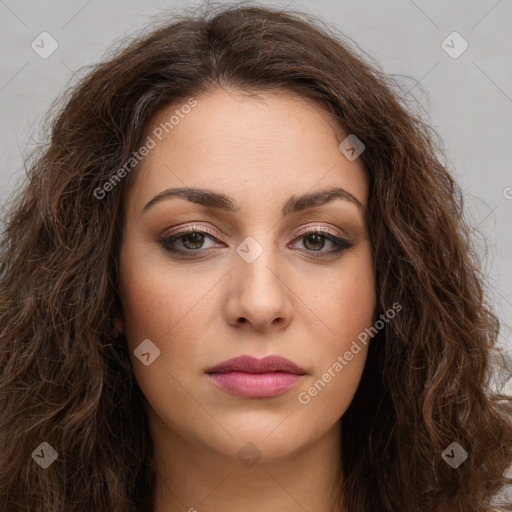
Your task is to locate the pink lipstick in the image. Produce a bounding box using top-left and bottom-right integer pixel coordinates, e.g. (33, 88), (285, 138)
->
(205, 355), (306, 398)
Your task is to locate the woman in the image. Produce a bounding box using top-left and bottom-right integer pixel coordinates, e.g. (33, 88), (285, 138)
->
(0, 3), (510, 511)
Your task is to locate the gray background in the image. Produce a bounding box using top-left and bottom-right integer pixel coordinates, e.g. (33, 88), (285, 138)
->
(1, 0), (511, 362)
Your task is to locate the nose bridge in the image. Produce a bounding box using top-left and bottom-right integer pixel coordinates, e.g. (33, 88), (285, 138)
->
(227, 231), (293, 329)
(234, 233), (281, 289)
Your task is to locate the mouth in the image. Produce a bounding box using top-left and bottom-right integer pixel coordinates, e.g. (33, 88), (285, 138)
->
(205, 355), (307, 398)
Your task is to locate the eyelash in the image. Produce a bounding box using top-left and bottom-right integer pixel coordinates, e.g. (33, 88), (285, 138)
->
(158, 224), (354, 260)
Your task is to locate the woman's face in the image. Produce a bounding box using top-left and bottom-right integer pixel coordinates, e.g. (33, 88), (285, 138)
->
(119, 88), (376, 461)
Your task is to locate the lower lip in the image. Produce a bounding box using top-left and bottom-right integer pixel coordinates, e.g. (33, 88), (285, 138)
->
(207, 371), (305, 398)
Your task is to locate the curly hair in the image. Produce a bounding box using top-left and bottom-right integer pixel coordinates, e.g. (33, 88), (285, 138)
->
(1, 2), (511, 511)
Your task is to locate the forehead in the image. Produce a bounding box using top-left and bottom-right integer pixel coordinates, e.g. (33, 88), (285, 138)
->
(124, 88), (368, 213)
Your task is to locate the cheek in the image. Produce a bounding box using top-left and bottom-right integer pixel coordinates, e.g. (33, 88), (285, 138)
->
(118, 249), (221, 405)
(119, 250), (211, 349)
(313, 244), (376, 344)
(297, 246), (375, 411)
(335, 263), (376, 335)
(119, 254), (209, 417)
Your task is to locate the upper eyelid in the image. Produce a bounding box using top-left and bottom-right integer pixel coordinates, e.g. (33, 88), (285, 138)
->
(294, 225), (343, 237)
(161, 224), (346, 244)
(162, 224), (220, 240)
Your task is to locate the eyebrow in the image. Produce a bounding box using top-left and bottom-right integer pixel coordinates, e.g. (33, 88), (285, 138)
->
(142, 186), (364, 216)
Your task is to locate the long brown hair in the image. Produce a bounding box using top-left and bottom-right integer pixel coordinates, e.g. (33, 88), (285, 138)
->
(1, 2), (511, 511)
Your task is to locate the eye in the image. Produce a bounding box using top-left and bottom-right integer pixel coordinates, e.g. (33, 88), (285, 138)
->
(159, 225), (221, 254)
(289, 228), (353, 259)
(158, 225), (353, 259)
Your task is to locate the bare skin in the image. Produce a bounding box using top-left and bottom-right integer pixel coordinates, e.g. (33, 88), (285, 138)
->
(118, 87), (376, 512)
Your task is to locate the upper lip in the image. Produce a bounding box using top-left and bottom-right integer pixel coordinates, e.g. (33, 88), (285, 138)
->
(206, 355), (307, 375)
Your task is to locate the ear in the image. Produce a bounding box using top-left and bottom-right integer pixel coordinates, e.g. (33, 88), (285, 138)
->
(112, 318), (125, 337)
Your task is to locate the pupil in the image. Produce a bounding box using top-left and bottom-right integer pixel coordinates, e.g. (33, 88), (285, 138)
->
(184, 233), (203, 249)
(305, 234), (324, 250)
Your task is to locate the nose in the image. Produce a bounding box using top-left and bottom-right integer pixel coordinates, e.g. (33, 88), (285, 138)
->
(224, 238), (294, 333)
